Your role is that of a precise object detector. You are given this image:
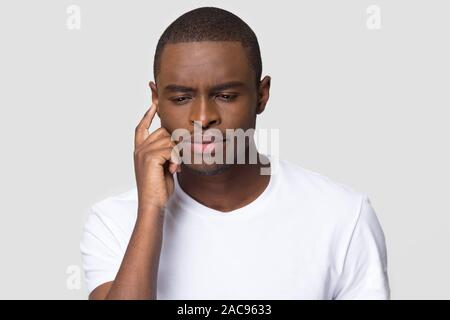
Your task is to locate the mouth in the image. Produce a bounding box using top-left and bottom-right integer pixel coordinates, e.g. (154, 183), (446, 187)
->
(187, 138), (227, 154)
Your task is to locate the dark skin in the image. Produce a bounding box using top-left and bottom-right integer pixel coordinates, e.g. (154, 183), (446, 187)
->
(89, 40), (271, 299)
(150, 41), (272, 212)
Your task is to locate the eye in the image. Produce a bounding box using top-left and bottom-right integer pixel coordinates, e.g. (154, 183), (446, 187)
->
(170, 96), (191, 105)
(216, 94), (237, 102)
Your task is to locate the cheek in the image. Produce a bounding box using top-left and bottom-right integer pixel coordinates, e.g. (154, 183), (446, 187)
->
(222, 102), (257, 128)
(158, 105), (186, 129)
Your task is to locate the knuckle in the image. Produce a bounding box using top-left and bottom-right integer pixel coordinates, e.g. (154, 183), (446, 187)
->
(143, 153), (153, 163)
(164, 146), (174, 155)
(159, 128), (170, 136)
(135, 151), (145, 162)
(160, 128), (171, 137)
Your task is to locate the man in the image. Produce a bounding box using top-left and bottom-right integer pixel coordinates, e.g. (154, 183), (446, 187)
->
(80, 6), (390, 300)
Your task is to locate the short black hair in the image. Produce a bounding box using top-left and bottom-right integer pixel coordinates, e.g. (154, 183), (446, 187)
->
(153, 7), (262, 87)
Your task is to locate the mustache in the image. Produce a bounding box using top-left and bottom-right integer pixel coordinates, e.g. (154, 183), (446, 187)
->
(170, 129), (230, 143)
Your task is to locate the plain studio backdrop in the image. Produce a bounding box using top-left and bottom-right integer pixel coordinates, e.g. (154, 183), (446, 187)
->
(0, 0), (448, 299)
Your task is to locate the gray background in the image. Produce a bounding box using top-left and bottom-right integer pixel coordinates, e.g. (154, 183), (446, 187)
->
(0, 0), (449, 299)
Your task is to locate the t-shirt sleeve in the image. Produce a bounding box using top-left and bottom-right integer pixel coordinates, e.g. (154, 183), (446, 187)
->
(333, 194), (390, 300)
(80, 205), (123, 296)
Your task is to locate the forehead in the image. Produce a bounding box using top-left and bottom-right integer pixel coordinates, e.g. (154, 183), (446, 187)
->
(157, 41), (254, 88)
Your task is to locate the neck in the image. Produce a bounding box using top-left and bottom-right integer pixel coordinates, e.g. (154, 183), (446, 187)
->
(177, 151), (271, 213)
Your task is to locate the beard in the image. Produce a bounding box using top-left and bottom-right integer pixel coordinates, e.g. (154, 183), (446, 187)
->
(176, 135), (257, 176)
(180, 161), (233, 176)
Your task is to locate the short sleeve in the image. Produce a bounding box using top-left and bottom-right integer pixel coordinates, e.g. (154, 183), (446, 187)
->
(80, 205), (123, 295)
(333, 195), (390, 299)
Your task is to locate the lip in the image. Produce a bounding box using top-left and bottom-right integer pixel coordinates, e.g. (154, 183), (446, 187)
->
(188, 139), (227, 154)
(190, 136), (222, 143)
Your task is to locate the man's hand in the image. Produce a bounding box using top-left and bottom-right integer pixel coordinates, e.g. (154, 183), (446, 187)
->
(134, 103), (181, 212)
(89, 103), (182, 300)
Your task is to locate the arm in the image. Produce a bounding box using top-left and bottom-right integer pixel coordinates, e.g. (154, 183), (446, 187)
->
(89, 205), (164, 300)
(87, 102), (181, 300)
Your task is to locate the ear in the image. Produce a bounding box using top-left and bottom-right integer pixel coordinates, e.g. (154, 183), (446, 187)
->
(256, 75), (271, 115)
(149, 81), (160, 116)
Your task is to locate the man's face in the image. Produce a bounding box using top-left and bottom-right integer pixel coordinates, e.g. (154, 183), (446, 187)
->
(150, 41), (270, 175)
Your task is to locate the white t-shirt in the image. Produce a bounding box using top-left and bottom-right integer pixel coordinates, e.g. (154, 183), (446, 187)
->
(80, 155), (390, 299)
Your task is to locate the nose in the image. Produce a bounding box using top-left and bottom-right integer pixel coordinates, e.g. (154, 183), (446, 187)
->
(189, 96), (221, 130)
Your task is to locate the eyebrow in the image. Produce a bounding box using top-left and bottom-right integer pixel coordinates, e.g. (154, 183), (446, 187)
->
(163, 81), (246, 94)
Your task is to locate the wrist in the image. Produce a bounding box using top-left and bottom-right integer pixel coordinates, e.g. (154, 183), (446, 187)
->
(137, 202), (166, 219)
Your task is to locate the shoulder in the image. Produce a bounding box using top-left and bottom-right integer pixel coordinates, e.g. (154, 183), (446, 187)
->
(276, 157), (365, 203)
(82, 187), (138, 246)
(273, 157), (369, 226)
(91, 187), (138, 217)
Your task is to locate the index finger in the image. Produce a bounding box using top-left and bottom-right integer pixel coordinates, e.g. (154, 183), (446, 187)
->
(134, 103), (157, 148)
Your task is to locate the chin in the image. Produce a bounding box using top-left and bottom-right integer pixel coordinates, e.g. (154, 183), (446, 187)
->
(181, 162), (232, 176)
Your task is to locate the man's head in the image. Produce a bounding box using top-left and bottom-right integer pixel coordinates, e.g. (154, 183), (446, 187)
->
(150, 7), (271, 175)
